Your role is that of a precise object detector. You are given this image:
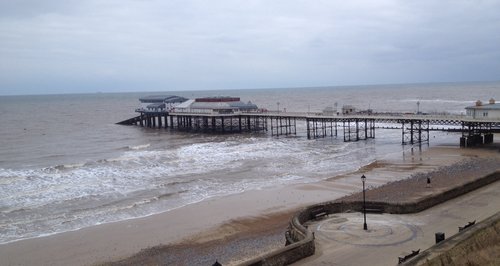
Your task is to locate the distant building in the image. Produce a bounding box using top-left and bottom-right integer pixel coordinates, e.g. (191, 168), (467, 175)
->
(138, 95), (188, 112)
(342, 105), (356, 115)
(173, 96), (258, 114)
(465, 98), (500, 119)
(322, 106), (335, 116)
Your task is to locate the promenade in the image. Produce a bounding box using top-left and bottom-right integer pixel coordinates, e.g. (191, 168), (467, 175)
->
(294, 178), (500, 265)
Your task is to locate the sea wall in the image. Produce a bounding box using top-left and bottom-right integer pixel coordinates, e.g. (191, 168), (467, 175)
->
(238, 171), (499, 266)
(239, 214), (315, 266)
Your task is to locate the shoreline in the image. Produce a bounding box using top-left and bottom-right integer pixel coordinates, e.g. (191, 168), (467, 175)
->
(1, 144), (499, 266)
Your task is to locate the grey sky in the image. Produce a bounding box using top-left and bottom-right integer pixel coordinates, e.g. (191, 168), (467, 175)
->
(1, 0), (499, 95)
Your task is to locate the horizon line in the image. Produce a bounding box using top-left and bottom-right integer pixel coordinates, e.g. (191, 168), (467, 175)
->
(1, 79), (499, 97)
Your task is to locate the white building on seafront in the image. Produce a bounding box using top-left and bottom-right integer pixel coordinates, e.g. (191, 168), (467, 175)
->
(465, 98), (500, 120)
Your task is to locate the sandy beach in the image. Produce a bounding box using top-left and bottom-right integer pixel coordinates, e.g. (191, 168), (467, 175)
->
(1, 143), (499, 266)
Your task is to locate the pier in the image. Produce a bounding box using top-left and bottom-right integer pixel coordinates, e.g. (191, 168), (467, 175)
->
(117, 95), (500, 147)
(118, 111), (499, 147)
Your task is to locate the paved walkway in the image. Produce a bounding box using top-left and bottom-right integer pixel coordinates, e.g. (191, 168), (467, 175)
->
(294, 180), (500, 266)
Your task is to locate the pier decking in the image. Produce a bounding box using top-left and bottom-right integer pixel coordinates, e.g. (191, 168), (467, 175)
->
(117, 110), (500, 147)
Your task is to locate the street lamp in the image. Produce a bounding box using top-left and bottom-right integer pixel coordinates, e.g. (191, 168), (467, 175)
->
(361, 174), (367, 230)
(277, 102), (280, 113)
(417, 101), (420, 114)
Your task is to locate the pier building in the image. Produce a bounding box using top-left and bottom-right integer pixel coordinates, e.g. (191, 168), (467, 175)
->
(465, 98), (500, 120)
(342, 105), (356, 115)
(174, 96), (258, 114)
(137, 95), (188, 112)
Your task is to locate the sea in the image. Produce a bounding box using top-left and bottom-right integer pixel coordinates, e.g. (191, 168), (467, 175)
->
(0, 82), (498, 244)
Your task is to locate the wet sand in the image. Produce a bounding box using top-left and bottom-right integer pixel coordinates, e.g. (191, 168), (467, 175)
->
(0, 144), (499, 266)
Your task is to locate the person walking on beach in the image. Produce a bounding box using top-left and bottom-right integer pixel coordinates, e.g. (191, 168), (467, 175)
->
(427, 177), (431, 188)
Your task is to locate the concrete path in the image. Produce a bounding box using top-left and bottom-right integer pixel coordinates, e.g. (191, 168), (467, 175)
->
(294, 181), (500, 266)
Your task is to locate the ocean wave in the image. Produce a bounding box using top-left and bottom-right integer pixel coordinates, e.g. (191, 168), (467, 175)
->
(156, 190), (188, 200)
(160, 180), (193, 187)
(0, 135), (394, 244)
(127, 143), (151, 150)
(54, 163), (85, 170)
(0, 207), (29, 214)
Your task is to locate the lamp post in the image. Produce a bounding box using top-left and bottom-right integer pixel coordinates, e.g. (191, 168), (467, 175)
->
(417, 101), (420, 114)
(361, 174), (367, 230)
(277, 102), (280, 113)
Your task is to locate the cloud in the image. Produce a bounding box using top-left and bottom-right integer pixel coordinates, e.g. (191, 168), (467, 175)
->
(1, 0), (499, 94)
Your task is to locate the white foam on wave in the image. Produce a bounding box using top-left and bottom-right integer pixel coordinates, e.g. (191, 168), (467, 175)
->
(127, 143), (151, 150)
(54, 163), (85, 170)
(1, 138), (364, 210)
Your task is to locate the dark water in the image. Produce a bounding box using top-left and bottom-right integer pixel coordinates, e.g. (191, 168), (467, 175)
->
(0, 82), (498, 243)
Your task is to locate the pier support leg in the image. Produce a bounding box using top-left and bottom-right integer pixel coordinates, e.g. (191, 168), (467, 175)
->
(402, 120), (429, 146)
